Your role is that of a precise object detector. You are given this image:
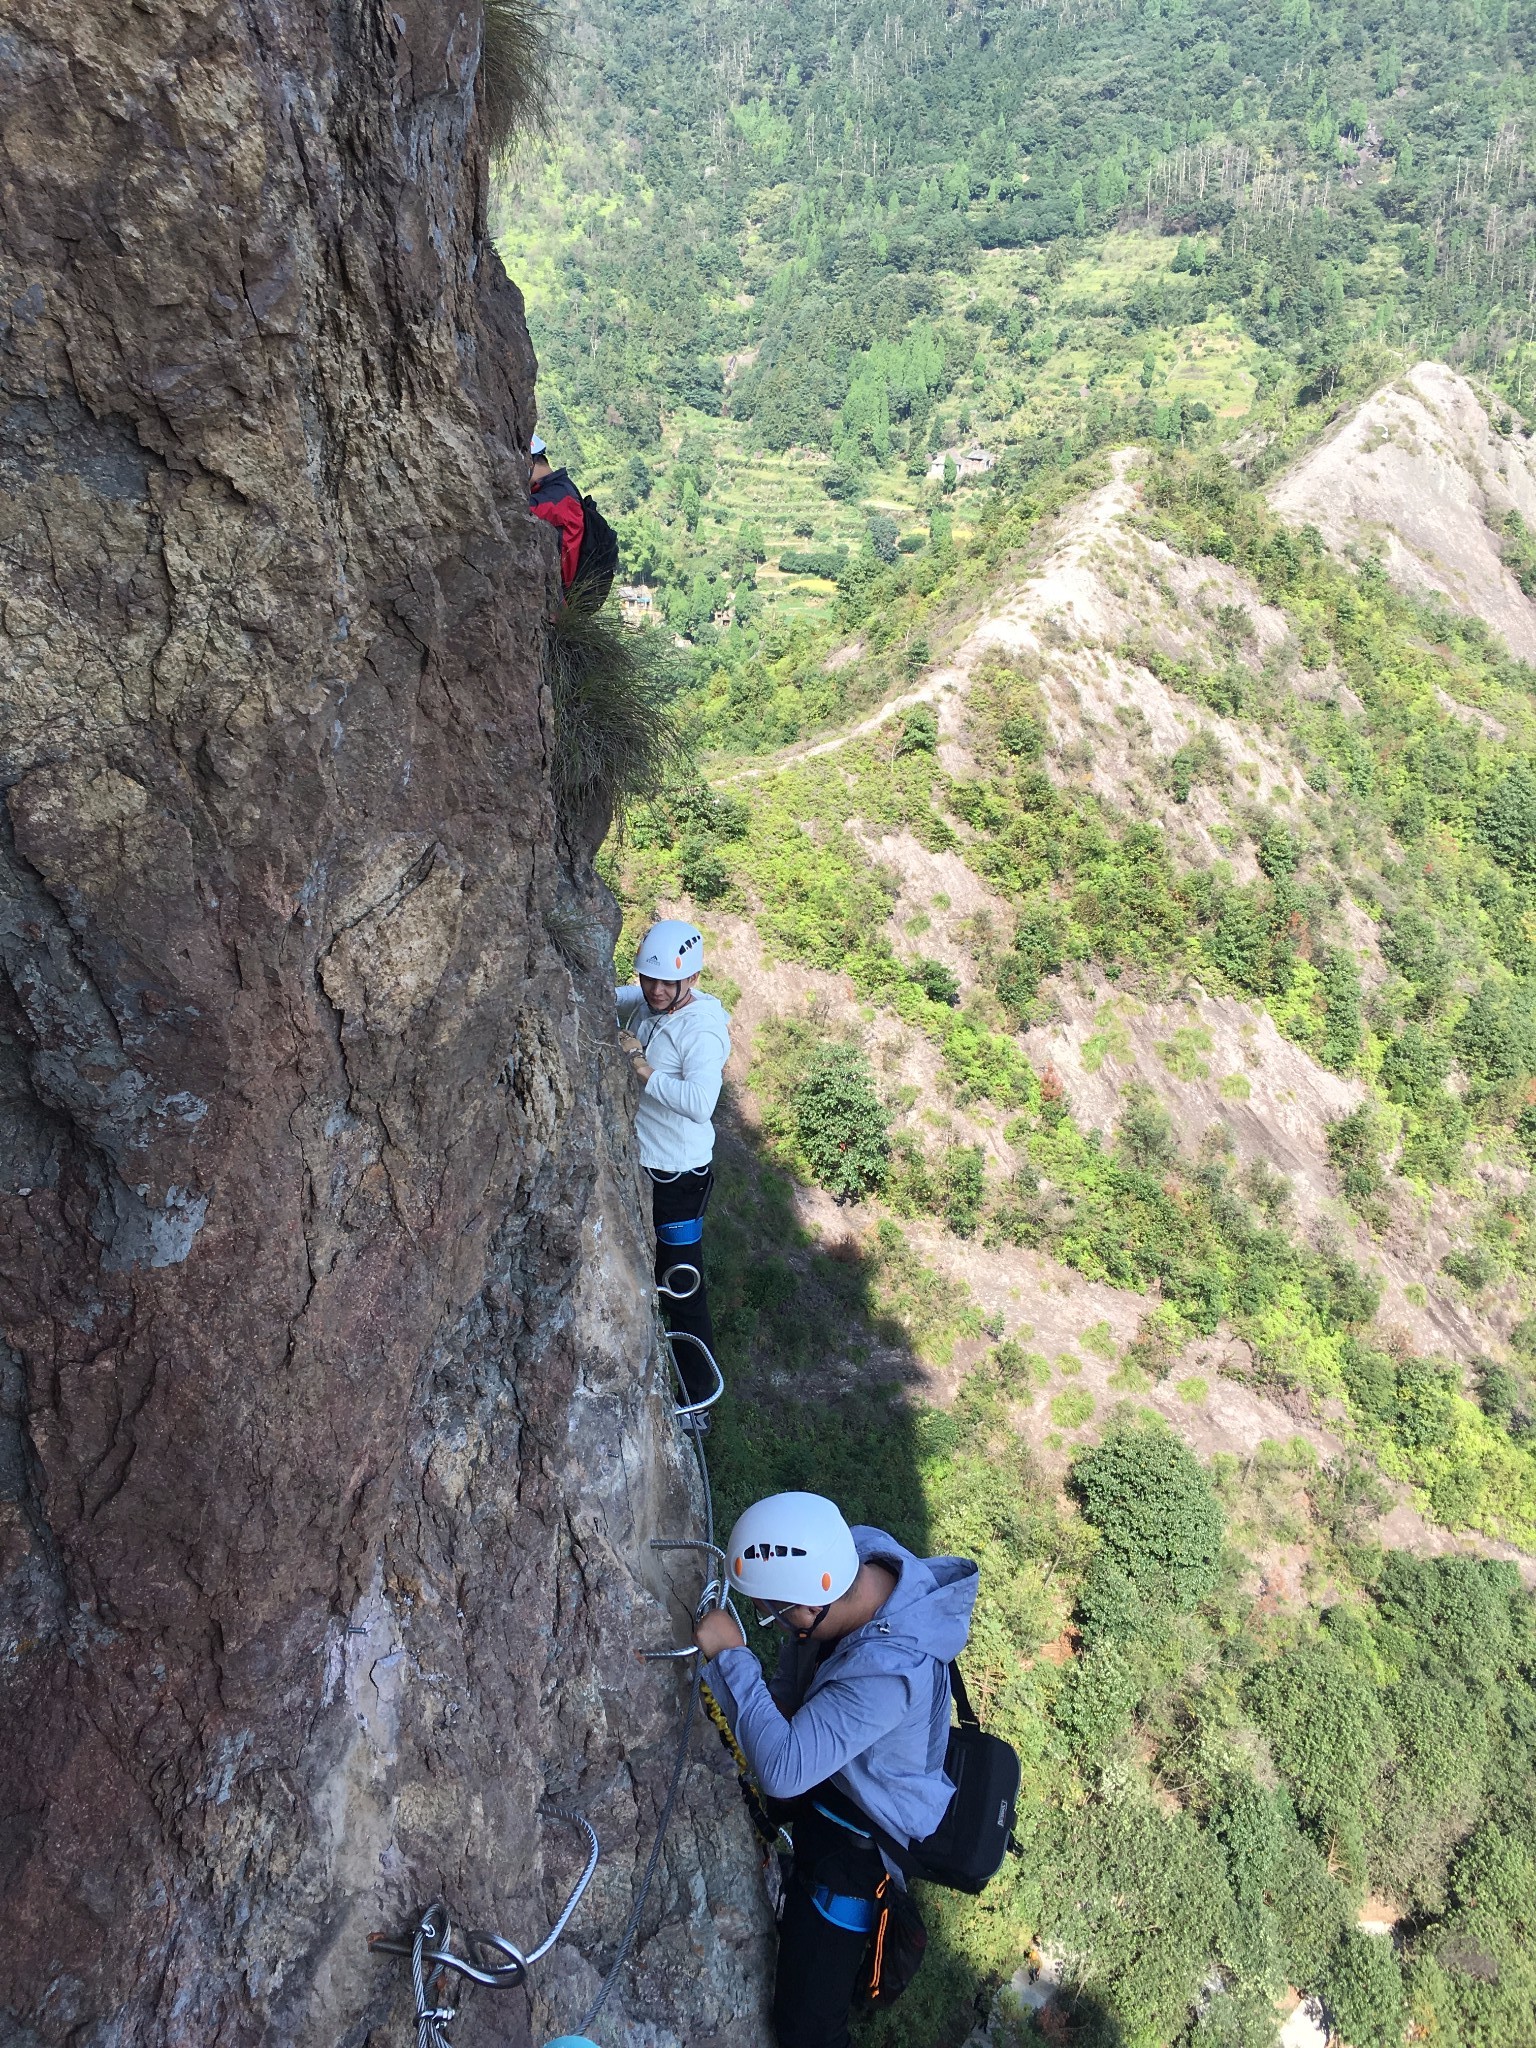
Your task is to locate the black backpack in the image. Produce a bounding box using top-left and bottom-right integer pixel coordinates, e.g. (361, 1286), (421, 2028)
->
(819, 1663), (1021, 1895)
(571, 494), (620, 608)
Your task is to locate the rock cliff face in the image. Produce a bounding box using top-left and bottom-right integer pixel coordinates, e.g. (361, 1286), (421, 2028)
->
(0, 4), (768, 2043)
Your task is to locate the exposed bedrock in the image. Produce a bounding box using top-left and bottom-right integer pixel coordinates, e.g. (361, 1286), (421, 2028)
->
(0, 3), (769, 2042)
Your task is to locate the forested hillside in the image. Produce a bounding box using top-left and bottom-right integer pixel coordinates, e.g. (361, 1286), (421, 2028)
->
(499, 0), (1536, 654)
(497, 4), (1536, 2045)
(595, 443), (1536, 2046)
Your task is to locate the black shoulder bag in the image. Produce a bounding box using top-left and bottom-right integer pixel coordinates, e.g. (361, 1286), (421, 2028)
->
(820, 1661), (1021, 1895)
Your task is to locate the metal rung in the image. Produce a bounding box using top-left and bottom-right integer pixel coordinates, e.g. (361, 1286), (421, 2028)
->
(651, 1536), (727, 1576)
(370, 1904), (527, 1991)
(667, 1330), (724, 1417)
(637, 1537), (739, 1661)
(657, 1261), (702, 1301)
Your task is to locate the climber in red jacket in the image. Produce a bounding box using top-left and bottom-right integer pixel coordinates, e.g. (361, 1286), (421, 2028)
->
(530, 434), (586, 592)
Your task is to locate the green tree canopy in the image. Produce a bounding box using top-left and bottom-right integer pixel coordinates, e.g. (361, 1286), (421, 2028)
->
(1071, 1417), (1224, 1613)
(792, 1043), (890, 1200)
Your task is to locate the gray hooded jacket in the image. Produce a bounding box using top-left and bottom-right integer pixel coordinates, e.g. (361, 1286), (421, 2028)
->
(704, 1526), (979, 1846)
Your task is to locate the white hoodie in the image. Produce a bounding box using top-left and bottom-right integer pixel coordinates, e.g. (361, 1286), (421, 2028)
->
(615, 986), (733, 1172)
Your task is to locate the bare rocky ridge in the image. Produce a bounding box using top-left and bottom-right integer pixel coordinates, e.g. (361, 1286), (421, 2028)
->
(0, 4), (767, 2044)
(726, 457), (1520, 1357)
(1268, 359), (1536, 657)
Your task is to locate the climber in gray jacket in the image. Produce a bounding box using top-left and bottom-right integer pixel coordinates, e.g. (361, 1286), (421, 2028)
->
(616, 919), (731, 1407)
(695, 1491), (978, 2048)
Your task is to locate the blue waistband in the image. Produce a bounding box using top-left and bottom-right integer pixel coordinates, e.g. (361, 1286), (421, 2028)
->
(811, 1886), (877, 1932)
(656, 1217), (704, 1245)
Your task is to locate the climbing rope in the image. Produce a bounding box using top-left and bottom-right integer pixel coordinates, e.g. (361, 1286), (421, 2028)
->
(700, 1672), (749, 1770)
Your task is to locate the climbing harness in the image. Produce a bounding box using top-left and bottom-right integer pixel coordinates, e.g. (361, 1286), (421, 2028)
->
(655, 1215), (704, 1305)
(367, 1811), (599, 2044)
(651, 1168), (711, 1303)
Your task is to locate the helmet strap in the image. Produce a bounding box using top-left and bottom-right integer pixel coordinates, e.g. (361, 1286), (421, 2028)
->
(790, 1603), (831, 1643)
(646, 977), (694, 1016)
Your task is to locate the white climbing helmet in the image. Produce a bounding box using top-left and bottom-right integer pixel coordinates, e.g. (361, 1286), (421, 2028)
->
(635, 918), (704, 980)
(726, 1492), (860, 1608)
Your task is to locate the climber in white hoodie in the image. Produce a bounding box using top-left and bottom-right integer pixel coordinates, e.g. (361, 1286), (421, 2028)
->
(616, 920), (732, 1407)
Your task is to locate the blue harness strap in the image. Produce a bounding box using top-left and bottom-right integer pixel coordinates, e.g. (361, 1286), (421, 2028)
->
(810, 1886), (877, 1932)
(807, 1801), (878, 1930)
(812, 1801), (872, 1838)
(655, 1216), (704, 1246)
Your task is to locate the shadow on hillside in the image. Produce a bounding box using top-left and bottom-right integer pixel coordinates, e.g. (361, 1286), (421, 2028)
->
(699, 1109), (1020, 2048)
(704, 1118), (936, 1552)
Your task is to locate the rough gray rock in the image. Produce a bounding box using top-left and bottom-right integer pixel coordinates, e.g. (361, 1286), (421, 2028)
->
(0, 2), (771, 2041)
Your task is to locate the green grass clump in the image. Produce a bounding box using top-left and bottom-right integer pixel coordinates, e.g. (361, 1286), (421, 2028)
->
(791, 1043), (890, 1201)
(548, 599), (682, 841)
(481, 0), (555, 154)
(1050, 1389), (1096, 1430)
(1073, 1415), (1225, 1619)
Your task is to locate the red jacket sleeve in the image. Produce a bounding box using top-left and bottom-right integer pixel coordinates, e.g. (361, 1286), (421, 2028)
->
(533, 496), (585, 590)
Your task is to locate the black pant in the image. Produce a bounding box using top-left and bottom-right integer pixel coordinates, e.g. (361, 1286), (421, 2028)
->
(773, 1804), (886, 2048)
(650, 1167), (715, 1402)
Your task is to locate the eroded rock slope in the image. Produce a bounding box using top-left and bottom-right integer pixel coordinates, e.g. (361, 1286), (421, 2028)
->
(0, 4), (766, 2044)
(1269, 359), (1536, 657)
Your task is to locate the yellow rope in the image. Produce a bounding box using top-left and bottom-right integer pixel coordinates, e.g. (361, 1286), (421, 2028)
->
(701, 1678), (790, 1851)
(701, 1678), (753, 1777)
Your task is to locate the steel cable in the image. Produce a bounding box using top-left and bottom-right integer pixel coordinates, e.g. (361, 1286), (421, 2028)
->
(570, 1334), (721, 2035)
(377, 1324), (723, 2045)
(409, 1907), (458, 2048)
(525, 1811), (602, 1965)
